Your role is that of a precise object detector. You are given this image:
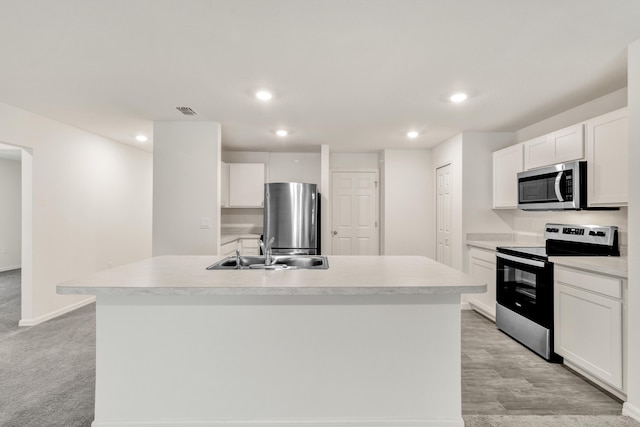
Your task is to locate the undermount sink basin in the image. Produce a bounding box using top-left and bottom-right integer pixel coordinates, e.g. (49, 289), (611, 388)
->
(207, 255), (329, 270)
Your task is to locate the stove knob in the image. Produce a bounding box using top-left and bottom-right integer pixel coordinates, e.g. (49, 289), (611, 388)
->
(597, 231), (606, 237)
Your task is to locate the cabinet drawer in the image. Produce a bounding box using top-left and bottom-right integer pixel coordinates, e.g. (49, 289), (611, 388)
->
(555, 267), (621, 299)
(469, 247), (496, 264)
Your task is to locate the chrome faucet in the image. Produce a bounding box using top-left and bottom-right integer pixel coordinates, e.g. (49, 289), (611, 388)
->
(235, 249), (241, 268)
(260, 237), (275, 266)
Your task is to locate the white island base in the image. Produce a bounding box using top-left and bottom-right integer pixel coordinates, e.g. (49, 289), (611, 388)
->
(94, 293), (463, 427)
(58, 256), (485, 427)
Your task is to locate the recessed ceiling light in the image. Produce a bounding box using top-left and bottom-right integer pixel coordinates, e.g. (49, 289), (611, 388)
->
(450, 93), (468, 103)
(256, 90), (273, 101)
(135, 135), (148, 142)
(407, 131), (419, 139)
(276, 129), (288, 137)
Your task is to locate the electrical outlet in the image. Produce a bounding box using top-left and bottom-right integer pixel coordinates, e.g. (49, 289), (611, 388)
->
(200, 218), (212, 229)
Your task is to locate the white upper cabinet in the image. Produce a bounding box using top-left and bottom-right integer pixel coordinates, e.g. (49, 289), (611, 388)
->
(524, 123), (584, 170)
(226, 163), (265, 208)
(493, 143), (523, 209)
(585, 107), (628, 207)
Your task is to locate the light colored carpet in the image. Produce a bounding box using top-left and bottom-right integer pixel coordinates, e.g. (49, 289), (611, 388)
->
(464, 415), (640, 426)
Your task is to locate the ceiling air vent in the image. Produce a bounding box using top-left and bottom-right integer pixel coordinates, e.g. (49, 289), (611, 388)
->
(176, 106), (198, 116)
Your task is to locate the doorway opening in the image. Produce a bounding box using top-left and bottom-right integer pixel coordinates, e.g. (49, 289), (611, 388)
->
(0, 143), (24, 329)
(0, 142), (32, 328)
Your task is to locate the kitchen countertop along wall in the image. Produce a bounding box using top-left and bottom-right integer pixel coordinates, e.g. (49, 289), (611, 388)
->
(466, 233), (628, 278)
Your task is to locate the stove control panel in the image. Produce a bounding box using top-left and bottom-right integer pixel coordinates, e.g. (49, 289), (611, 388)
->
(544, 223), (618, 247)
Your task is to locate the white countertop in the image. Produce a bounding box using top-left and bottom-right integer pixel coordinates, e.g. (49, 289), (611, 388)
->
(550, 255), (628, 278)
(466, 239), (627, 278)
(466, 240), (542, 251)
(56, 255), (486, 296)
(221, 233), (261, 244)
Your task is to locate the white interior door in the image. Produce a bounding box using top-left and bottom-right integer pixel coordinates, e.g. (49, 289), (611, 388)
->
(436, 164), (452, 266)
(331, 172), (379, 255)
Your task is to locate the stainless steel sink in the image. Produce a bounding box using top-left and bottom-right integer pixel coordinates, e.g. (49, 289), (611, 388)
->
(207, 255), (329, 270)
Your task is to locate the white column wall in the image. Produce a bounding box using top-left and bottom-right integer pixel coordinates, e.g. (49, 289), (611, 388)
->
(432, 135), (463, 270)
(0, 157), (21, 271)
(0, 102), (152, 325)
(268, 152), (320, 185)
(152, 121), (221, 256)
(624, 38), (640, 421)
(382, 149), (433, 258)
(320, 145), (331, 255)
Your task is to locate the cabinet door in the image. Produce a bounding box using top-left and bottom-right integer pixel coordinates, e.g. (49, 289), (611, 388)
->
(550, 123), (584, 164)
(586, 108), (628, 207)
(239, 238), (260, 255)
(554, 279), (623, 389)
(524, 135), (554, 170)
(493, 144), (523, 209)
(524, 123), (584, 170)
(221, 162), (230, 208)
(467, 248), (497, 321)
(229, 163), (265, 207)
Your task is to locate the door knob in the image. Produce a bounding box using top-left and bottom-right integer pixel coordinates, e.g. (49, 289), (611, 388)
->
(332, 231), (338, 235)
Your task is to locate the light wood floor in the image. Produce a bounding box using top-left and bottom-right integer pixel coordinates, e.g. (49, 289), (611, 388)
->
(462, 309), (623, 415)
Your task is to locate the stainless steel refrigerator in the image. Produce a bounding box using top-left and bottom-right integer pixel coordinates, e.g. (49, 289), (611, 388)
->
(263, 182), (320, 255)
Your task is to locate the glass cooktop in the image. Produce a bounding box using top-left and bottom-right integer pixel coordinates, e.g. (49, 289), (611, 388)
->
(496, 246), (548, 260)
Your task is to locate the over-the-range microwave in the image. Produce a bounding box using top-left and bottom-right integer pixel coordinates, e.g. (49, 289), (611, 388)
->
(517, 160), (586, 211)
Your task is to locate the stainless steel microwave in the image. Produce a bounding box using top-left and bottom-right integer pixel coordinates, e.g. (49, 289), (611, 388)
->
(517, 161), (587, 210)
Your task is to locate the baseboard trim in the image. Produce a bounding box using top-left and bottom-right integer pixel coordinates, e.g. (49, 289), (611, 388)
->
(623, 402), (640, 422)
(0, 264), (21, 273)
(467, 301), (496, 322)
(562, 360), (626, 401)
(19, 296), (95, 327)
(92, 418), (464, 427)
(460, 302), (472, 310)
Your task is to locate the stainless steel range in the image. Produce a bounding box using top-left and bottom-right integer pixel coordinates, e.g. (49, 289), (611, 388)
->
(496, 223), (619, 361)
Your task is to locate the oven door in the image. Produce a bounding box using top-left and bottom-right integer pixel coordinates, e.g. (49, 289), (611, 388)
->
(496, 252), (553, 328)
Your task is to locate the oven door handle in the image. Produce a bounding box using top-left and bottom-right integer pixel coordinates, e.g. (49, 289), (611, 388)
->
(497, 252), (546, 268)
(555, 172), (564, 202)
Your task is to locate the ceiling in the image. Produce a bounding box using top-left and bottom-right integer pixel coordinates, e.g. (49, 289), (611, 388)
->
(1, 1), (640, 153)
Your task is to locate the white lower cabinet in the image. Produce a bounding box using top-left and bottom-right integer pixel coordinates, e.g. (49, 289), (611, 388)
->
(220, 239), (238, 256)
(466, 247), (497, 321)
(239, 238), (260, 255)
(554, 266), (624, 391)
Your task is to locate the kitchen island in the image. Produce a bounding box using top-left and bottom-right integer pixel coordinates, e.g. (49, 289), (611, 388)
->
(58, 255), (485, 427)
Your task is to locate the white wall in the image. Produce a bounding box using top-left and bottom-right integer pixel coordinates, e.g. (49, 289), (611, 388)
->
(269, 152), (320, 184)
(0, 156), (21, 271)
(153, 121), (221, 256)
(516, 88), (627, 143)
(0, 102), (152, 325)
(382, 149), (433, 258)
(331, 152), (380, 170)
(623, 38), (640, 422)
(462, 132), (516, 237)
